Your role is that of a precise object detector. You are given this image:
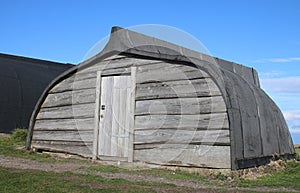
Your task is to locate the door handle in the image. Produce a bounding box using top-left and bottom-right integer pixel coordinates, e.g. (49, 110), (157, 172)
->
(101, 105), (105, 110)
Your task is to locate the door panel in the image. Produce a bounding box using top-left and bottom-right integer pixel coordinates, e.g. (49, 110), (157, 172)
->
(98, 75), (131, 158)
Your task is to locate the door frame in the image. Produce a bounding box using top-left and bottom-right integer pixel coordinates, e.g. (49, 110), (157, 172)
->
(92, 67), (136, 162)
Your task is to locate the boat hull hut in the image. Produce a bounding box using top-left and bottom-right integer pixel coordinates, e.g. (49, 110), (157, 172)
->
(26, 27), (294, 170)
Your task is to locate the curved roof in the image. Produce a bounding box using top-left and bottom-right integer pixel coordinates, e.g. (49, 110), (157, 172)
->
(0, 53), (73, 133)
(26, 27), (294, 169)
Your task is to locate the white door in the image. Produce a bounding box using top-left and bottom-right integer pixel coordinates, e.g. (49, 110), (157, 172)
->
(98, 75), (132, 158)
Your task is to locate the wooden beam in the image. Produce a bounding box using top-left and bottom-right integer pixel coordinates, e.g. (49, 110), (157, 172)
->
(136, 62), (210, 83)
(128, 66), (136, 162)
(37, 103), (95, 120)
(34, 118), (94, 130)
(134, 129), (230, 145)
(50, 76), (96, 93)
(134, 144), (231, 169)
(32, 130), (94, 142)
(136, 78), (221, 100)
(135, 113), (229, 130)
(93, 71), (101, 159)
(41, 89), (96, 108)
(135, 96), (226, 115)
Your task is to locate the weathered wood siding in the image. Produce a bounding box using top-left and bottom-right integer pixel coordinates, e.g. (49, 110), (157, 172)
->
(31, 55), (162, 157)
(32, 55), (230, 168)
(134, 59), (230, 169)
(32, 70), (97, 156)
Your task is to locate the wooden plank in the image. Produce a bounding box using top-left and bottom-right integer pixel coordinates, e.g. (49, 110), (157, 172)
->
(34, 118), (94, 130)
(102, 67), (131, 76)
(135, 96), (226, 115)
(98, 156), (128, 162)
(111, 76), (121, 157)
(136, 62), (210, 83)
(50, 77), (96, 93)
(93, 71), (101, 159)
(42, 89), (96, 108)
(254, 89), (280, 155)
(99, 76), (114, 156)
(117, 76), (128, 157)
(128, 67), (136, 162)
(32, 140), (93, 157)
(135, 113), (229, 130)
(37, 103), (95, 120)
(134, 129), (230, 145)
(123, 77), (130, 158)
(236, 83), (262, 159)
(103, 55), (126, 61)
(275, 109), (295, 154)
(134, 144), (231, 168)
(79, 57), (162, 74)
(222, 74), (244, 169)
(136, 78), (221, 100)
(33, 130), (94, 142)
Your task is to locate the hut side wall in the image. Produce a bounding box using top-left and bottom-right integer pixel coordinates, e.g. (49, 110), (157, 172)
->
(133, 60), (230, 168)
(31, 54), (231, 168)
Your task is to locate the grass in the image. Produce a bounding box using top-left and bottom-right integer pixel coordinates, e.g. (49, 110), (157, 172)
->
(89, 165), (207, 182)
(235, 161), (300, 191)
(1, 131), (300, 192)
(295, 148), (300, 158)
(0, 167), (176, 193)
(0, 133), (62, 163)
(0, 130), (87, 163)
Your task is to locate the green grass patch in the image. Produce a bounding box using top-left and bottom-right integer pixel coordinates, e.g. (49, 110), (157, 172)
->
(236, 161), (300, 191)
(0, 131), (85, 163)
(0, 133), (55, 162)
(0, 166), (175, 193)
(11, 128), (27, 142)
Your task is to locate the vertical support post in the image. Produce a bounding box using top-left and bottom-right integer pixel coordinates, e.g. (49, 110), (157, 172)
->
(128, 67), (136, 162)
(93, 71), (102, 160)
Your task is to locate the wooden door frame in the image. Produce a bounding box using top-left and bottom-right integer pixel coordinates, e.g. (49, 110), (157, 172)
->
(92, 67), (136, 162)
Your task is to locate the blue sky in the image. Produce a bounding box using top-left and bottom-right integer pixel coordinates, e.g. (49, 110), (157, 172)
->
(1, 0), (299, 143)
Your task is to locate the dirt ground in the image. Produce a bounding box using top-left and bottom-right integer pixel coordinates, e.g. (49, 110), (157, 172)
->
(0, 155), (298, 193)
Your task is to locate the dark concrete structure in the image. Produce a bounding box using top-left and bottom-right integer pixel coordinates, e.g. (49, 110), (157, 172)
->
(0, 53), (73, 133)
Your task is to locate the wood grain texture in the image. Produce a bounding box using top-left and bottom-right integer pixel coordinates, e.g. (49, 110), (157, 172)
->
(37, 103), (95, 120)
(135, 96), (226, 115)
(98, 75), (132, 158)
(33, 130), (94, 142)
(234, 79), (262, 158)
(135, 113), (229, 130)
(32, 140), (92, 157)
(136, 62), (210, 83)
(34, 118), (94, 130)
(50, 77), (96, 93)
(136, 78), (221, 100)
(93, 71), (101, 159)
(79, 57), (162, 74)
(134, 144), (231, 168)
(42, 89), (96, 108)
(99, 76), (114, 156)
(110, 76), (121, 157)
(134, 129), (230, 145)
(128, 67), (136, 162)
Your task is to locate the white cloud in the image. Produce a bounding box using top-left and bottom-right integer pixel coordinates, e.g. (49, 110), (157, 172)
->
(283, 110), (300, 121)
(290, 129), (300, 134)
(255, 57), (300, 63)
(260, 76), (300, 93)
(259, 71), (284, 78)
